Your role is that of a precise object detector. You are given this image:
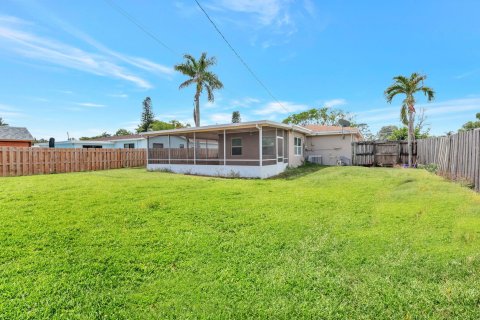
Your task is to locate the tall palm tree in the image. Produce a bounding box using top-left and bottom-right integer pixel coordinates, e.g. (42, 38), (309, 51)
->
(174, 53), (223, 127)
(385, 73), (435, 167)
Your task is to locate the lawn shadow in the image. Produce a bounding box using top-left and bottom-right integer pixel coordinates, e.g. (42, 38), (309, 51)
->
(270, 163), (328, 180)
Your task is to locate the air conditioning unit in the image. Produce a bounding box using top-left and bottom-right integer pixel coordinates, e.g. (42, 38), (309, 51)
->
(308, 155), (322, 165)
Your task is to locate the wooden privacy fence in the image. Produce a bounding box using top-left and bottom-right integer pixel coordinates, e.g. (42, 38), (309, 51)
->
(352, 141), (416, 166)
(417, 129), (480, 192)
(0, 147), (147, 177)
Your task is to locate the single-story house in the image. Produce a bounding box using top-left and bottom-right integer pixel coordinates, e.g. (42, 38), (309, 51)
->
(304, 125), (363, 165)
(141, 120), (362, 178)
(0, 126), (34, 147)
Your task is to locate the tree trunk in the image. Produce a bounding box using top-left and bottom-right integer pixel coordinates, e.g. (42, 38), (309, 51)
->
(407, 109), (414, 167)
(194, 93), (200, 127)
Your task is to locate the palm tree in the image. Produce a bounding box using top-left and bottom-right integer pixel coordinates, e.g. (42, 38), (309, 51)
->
(385, 73), (435, 167)
(0, 117), (8, 126)
(174, 53), (223, 127)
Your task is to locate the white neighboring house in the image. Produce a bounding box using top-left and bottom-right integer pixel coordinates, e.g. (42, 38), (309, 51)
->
(35, 134), (147, 149)
(34, 134), (215, 149)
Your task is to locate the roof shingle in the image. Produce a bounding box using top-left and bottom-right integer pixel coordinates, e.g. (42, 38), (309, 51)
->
(0, 126), (34, 141)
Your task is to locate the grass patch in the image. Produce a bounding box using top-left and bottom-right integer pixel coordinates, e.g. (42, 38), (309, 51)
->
(1, 167), (479, 319)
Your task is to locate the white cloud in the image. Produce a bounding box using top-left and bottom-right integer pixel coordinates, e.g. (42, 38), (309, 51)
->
(210, 113), (232, 123)
(229, 97), (260, 108)
(324, 98), (347, 108)
(0, 16), (173, 89)
(0, 103), (26, 119)
(76, 102), (106, 108)
(356, 97), (480, 125)
(109, 93), (128, 98)
(254, 101), (309, 115)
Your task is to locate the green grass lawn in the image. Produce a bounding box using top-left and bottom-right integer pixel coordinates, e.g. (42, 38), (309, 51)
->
(1, 166), (479, 319)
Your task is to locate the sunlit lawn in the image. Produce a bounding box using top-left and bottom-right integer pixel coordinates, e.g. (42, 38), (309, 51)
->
(1, 166), (479, 319)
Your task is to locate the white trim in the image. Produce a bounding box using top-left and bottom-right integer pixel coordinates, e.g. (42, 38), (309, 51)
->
(148, 162), (288, 179)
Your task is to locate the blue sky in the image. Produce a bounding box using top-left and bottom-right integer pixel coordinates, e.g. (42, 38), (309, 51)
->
(1, 0), (479, 139)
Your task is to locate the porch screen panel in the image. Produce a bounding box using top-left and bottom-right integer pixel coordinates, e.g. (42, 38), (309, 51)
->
(262, 128), (276, 166)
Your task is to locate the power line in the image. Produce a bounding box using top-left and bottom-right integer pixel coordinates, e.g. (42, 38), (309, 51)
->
(193, 0), (290, 113)
(103, 0), (179, 56)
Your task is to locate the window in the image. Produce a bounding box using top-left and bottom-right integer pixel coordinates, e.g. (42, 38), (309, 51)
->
(124, 143), (135, 149)
(83, 145), (102, 149)
(152, 143), (164, 149)
(179, 144), (185, 149)
(262, 136), (275, 155)
(294, 137), (302, 155)
(231, 138), (242, 155)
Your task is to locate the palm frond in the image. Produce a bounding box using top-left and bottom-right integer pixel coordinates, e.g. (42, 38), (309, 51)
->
(205, 85), (214, 102)
(420, 86), (435, 101)
(174, 64), (196, 77)
(179, 78), (195, 89)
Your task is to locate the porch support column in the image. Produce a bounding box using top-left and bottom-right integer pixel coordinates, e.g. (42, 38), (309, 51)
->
(275, 128), (278, 164)
(193, 132), (196, 165)
(223, 130), (226, 166)
(259, 126), (263, 167)
(146, 136), (149, 165)
(168, 134), (171, 164)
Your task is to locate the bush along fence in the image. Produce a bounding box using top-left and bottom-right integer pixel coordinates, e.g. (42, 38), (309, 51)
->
(417, 129), (480, 192)
(0, 147), (146, 177)
(352, 141), (416, 167)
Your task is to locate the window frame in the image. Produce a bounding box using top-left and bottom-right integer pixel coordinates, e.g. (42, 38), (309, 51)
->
(152, 143), (164, 149)
(124, 143), (135, 149)
(294, 137), (302, 156)
(231, 137), (243, 156)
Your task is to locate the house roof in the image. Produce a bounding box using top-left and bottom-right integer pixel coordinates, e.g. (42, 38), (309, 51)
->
(0, 126), (34, 141)
(303, 125), (362, 137)
(141, 120), (311, 137)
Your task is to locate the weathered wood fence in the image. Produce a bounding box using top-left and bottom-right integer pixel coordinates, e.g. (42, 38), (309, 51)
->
(417, 129), (480, 192)
(0, 147), (146, 177)
(352, 141), (416, 166)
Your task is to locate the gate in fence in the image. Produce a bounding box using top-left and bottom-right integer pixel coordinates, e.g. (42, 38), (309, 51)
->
(352, 141), (416, 167)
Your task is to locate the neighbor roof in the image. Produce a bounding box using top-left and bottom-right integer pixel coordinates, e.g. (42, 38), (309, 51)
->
(0, 126), (34, 141)
(304, 125), (361, 136)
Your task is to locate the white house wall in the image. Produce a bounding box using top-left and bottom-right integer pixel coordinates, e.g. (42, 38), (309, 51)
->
(288, 131), (306, 167)
(305, 134), (358, 165)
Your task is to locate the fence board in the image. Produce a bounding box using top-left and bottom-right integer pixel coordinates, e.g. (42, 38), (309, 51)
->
(0, 147), (146, 177)
(352, 141), (416, 167)
(417, 129), (480, 192)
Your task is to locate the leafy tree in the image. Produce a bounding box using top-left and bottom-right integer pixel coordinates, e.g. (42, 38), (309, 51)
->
(174, 52), (223, 127)
(137, 97), (154, 133)
(232, 111), (241, 123)
(115, 129), (133, 136)
(377, 125), (399, 140)
(282, 107), (354, 126)
(459, 112), (480, 131)
(385, 73), (435, 167)
(79, 132), (111, 140)
(388, 126), (430, 141)
(150, 120), (189, 131)
(0, 117), (8, 126)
